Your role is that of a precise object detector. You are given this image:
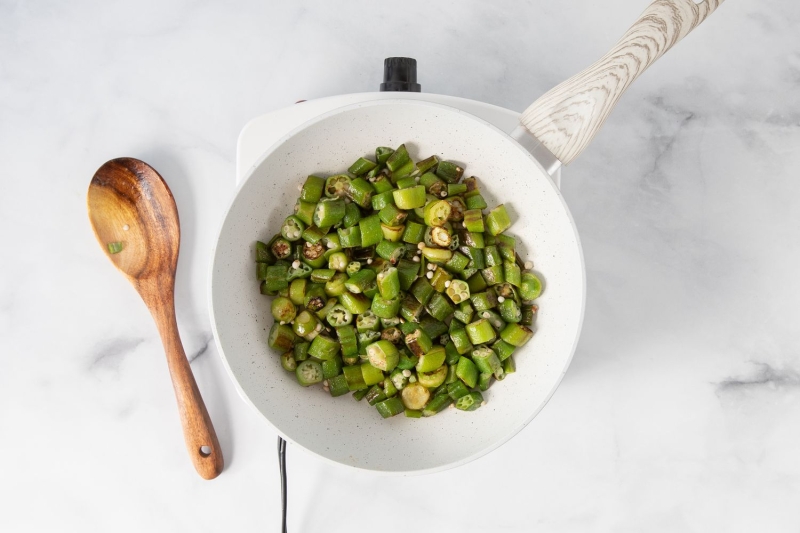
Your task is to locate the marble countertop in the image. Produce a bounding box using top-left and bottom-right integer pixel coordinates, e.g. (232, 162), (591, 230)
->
(3, 0), (799, 531)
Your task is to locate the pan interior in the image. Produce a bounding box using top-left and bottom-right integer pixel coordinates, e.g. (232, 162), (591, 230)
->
(210, 99), (584, 473)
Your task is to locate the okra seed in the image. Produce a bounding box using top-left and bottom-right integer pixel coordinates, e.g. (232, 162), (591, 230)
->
(322, 380), (328, 386)
(440, 192), (447, 197)
(426, 272), (433, 279)
(412, 256), (420, 262)
(481, 401), (487, 406)
(402, 369), (411, 377)
(367, 259), (373, 264)
(497, 296), (505, 303)
(326, 241), (336, 249)
(292, 260), (300, 269)
(482, 312), (490, 318)
(416, 250), (422, 255)
(444, 281), (451, 288)
(122, 224), (130, 231)
(449, 403), (454, 408)
(297, 184), (303, 191)
(409, 375), (417, 383)
(524, 261), (533, 270)
(414, 176), (420, 182)
(280, 321), (286, 325)
(417, 242), (425, 250)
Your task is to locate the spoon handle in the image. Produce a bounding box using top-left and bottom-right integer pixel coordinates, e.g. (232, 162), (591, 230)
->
(148, 292), (224, 480)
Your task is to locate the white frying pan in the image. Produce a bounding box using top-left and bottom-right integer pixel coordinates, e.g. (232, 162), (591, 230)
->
(210, 0), (725, 473)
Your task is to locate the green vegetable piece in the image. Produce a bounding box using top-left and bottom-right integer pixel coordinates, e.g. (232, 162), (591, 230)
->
(478, 372), (493, 391)
(376, 146), (394, 164)
(293, 341), (310, 362)
(421, 246), (452, 264)
(263, 264), (289, 292)
(281, 215), (306, 242)
(307, 335), (340, 361)
(444, 252), (470, 275)
(402, 221), (426, 244)
(485, 204), (511, 235)
(379, 203), (408, 227)
(500, 323), (534, 347)
(405, 328), (433, 357)
(416, 345), (446, 373)
(325, 272), (348, 296)
(455, 391), (484, 411)
(371, 294), (401, 319)
(498, 298), (522, 323)
(381, 224), (405, 242)
(313, 198), (346, 227)
(352, 388), (369, 400)
(375, 240), (405, 264)
(366, 339), (400, 372)
(453, 301), (474, 324)
(328, 374), (350, 397)
(449, 327), (473, 355)
(472, 346), (504, 379)
(520, 304), (538, 326)
(295, 360), (323, 386)
(482, 265), (505, 286)
(417, 364), (447, 388)
(416, 155), (439, 174)
(271, 297), (297, 323)
(456, 356), (478, 388)
(504, 261), (521, 287)
(339, 292), (371, 315)
(343, 364), (367, 391)
(255, 240), (274, 264)
(336, 325), (358, 357)
(492, 339), (516, 362)
(520, 272), (543, 301)
(401, 382), (431, 410)
(484, 246), (502, 267)
(435, 160), (464, 183)
(397, 350), (419, 371)
(348, 157), (377, 177)
(366, 384), (388, 406)
(422, 393), (452, 417)
(300, 175), (325, 203)
(344, 268), (376, 294)
(386, 144), (410, 172)
(445, 279), (471, 305)
(268, 323), (296, 351)
(395, 176), (417, 189)
(465, 193), (488, 210)
(393, 185), (427, 210)
(337, 226), (362, 248)
(405, 409), (423, 418)
(426, 293), (454, 321)
(359, 214), (383, 247)
(342, 202), (362, 228)
(447, 380), (470, 400)
(361, 362), (384, 386)
(324, 174), (351, 198)
(375, 397), (405, 418)
(503, 355), (516, 375)
(280, 351), (297, 372)
(356, 310), (380, 332)
(423, 200), (452, 227)
(465, 318), (496, 345)
(321, 355), (343, 379)
(376, 267), (401, 300)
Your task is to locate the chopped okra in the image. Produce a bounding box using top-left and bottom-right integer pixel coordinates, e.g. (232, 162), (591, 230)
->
(253, 145), (542, 419)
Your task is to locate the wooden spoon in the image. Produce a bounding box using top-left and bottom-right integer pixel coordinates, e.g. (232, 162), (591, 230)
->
(87, 157), (224, 480)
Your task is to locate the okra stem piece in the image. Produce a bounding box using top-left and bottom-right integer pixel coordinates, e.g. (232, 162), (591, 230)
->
(485, 204), (512, 235)
(366, 339), (400, 371)
(484, 246), (501, 267)
(392, 185), (427, 209)
(255, 240), (275, 264)
(492, 339), (516, 361)
(395, 176), (416, 189)
(300, 175), (325, 203)
(449, 327), (473, 355)
(400, 295), (424, 323)
(453, 301), (475, 325)
(496, 234), (516, 261)
(343, 364), (367, 391)
(344, 268), (376, 294)
(405, 409), (422, 418)
(366, 384), (388, 406)
(447, 380), (470, 400)
(371, 174), (394, 193)
(465, 318), (496, 345)
(478, 371), (493, 391)
(498, 298), (522, 323)
(263, 264), (289, 292)
(481, 309), (507, 332)
(503, 355), (516, 375)
(376, 267), (401, 299)
(470, 291), (497, 312)
(289, 278), (307, 305)
(500, 323), (534, 347)
(371, 190), (395, 211)
(395, 258), (419, 290)
(463, 209), (485, 233)
(358, 214), (383, 247)
(482, 264), (505, 286)
(416, 155), (439, 174)
(444, 252), (470, 275)
(328, 374), (350, 397)
(313, 198), (346, 227)
(465, 193), (488, 210)
(321, 355), (343, 379)
(292, 310), (320, 340)
(402, 221), (426, 244)
(520, 304), (538, 326)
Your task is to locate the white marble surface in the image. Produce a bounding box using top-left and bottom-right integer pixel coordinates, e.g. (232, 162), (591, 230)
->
(2, 0), (799, 530)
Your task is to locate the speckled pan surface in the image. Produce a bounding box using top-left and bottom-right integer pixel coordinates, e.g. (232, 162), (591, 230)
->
(210, 99), (585, 474)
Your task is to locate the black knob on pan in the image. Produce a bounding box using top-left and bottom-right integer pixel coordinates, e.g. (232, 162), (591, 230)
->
(380, 57), (421, 92)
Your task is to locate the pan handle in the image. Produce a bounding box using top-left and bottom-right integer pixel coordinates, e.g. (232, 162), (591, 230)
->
(517, 0), (725, 166)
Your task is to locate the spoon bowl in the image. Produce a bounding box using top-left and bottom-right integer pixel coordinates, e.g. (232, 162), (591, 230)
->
(88, 157), (223, 480)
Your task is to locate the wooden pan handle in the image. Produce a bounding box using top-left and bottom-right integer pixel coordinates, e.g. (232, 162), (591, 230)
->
(148, 290), (224, 480)
(520, 0), (725, 165)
